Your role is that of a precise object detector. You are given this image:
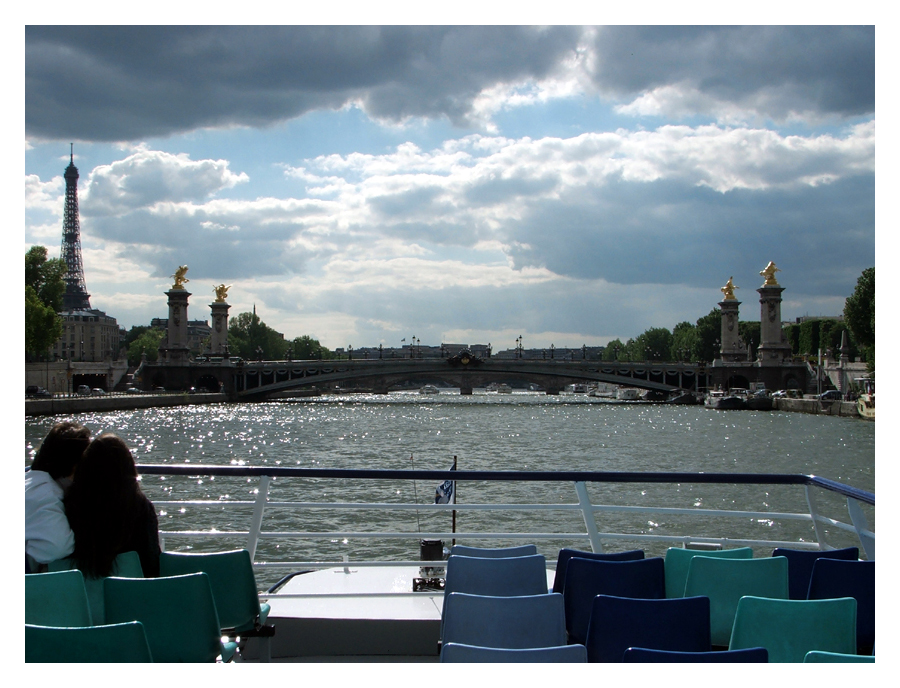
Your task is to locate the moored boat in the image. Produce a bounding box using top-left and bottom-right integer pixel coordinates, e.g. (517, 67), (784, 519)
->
(856, 378), (874, 420)
(704, 389), (747, 410)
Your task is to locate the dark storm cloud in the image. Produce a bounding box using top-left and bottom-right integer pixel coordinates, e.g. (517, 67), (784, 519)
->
(25, 25), (581, 141)
(590, 26), (874, 118)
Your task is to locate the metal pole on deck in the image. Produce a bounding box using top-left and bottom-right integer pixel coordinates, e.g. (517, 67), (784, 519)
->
(452, 455), (457, 547)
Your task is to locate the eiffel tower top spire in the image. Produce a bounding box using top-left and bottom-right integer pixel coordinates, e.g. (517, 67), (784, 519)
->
(61, 144), (91, 311)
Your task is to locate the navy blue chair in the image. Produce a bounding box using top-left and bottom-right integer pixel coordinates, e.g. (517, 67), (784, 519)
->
(551, 548), (644, 593)
(563, 557), (665, 645)
(772, 546), (858, 599)
(807, 557), (874, 655)
(623, 647), (769, 662)
(584, 594), (710, 662)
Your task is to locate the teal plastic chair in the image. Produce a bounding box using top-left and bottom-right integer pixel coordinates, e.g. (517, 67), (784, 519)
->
(804, 650), (874, 663)
(730, 596), (857, 663)
(664, 546), (753, 598)
(104, 573), (238, 662)
(48, 551), (144, 625)
(25, 570), (92, 627)
(441, 642), (587, 662)
(26, 622), (153, 662)
(683, 555), (788, 646)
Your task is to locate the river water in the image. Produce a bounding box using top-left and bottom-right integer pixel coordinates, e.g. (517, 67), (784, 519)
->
(25, 392), (875, 589)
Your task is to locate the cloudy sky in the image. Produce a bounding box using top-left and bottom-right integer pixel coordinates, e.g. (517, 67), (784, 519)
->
(24, 24), (876, 352)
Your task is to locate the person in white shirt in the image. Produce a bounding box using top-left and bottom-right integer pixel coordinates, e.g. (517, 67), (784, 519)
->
(25, 422), (91, 572)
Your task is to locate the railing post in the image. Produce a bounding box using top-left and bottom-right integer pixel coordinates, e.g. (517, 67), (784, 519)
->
(804, 485), (828, 549)
(247, 475), (271, 562)
(847, 497), (875, 561)
(574, 481), (603, 553)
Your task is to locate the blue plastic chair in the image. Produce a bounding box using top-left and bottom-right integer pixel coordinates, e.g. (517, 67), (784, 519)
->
(551, 548), (644, 593)
(441, 642), (587, 662)
(441, 592), (567, 649)
(584, 594), (711, 662)
(26, 622), (153, 662)
(444, 554), (549, 597)
(624, 646), (768, 662)
(450, 544), (538, 558)
(664, 546), (753, 598)
(729, 596), (857, 663)
(804, 650), (875, 663)
(683, 555), (788, 647)
(771, 546), (858, 599)
(25, 570), (93, 627)
(807, 557), (875, 654)
(48, 550), (144, 625)
(563, 556), (665, 645)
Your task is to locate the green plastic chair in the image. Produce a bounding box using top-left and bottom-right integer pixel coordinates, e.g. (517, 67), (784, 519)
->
(730, 596), (857, 663)
(104, 573), (238, 662)
(664, 546), (753, 598)
(804, 650), (874, 663)
(683, 555), (789, 646)
(25, 570), (92, 627)
(48, 551), (144, 625)
(25, 622), (153, 662)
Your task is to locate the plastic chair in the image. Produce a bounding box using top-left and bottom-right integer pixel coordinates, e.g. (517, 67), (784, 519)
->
(25, 622), (153, 662)
(729, 595), (857, 663)
(441, 592), (567, 649)
(104, 572), (238, 662)
(48, 550), (144, 625)
(563, 557), (665, 645)
(623, 646), (768, 662)
(441, 642), (587, 663)
(444, 554), (549, 597)
(158, 549), (273, 659)
(804, 650), (875, 663)
(807, 558), (875, 654)
(25, 570), (92, 627)
(771, 546), (858, 599)
(551, 548), (644, 593)
(683, 555), (788, 647)
(450, 544), (537, 558)
(584, 594), (711, 662)
(664, 546), (753, 598)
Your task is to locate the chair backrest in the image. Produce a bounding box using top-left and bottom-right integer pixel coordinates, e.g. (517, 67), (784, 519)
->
(803, 650), (875, 663)
(441, 592), (567, 649)
(159, 549), (266, 633)
(683, 555), (788, 646)
(807, 558), (875, 654)
(449, 544), (538, 558)
(771, 546), (858, 599)
(664, 546), (753, 598)
(444, 554), (549, 597)
(48, 551), (144, 625)
(563, 557), (665, 645)
(104, 572), (231, 662)
(441, 642), (587, 663)
(729, 595), (857, 663)
(584, 594), (711, 662)
(25, 570), (92, 627)
(623, 646), (769, 663)
(25, 622), (153, 662)
(551, 548), (644, 593)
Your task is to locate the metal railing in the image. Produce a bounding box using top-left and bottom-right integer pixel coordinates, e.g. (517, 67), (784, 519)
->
(141, 466), (875, 582)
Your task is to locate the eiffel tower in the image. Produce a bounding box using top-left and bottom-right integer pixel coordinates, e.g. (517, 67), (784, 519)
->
(61, 144), (91, 311)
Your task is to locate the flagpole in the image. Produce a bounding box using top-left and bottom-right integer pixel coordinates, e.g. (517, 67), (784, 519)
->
(410, 453), (421, 533)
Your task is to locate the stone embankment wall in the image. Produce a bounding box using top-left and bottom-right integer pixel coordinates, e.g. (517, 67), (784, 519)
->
(25, 393), (228, 417)
(774, 398), (859, 417)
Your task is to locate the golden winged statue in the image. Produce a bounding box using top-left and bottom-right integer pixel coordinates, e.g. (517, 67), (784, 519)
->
(171, 265), (189, 289)
(213, 284), (232, 302)
(760, 261), (780, 286)
(720, 276), (738, 300)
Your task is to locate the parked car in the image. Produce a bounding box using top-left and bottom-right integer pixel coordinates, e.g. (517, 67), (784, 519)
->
(76, 385), (91, 395)
(817, 390), (843, 401)
(90, 388), (107, 396)
(26, 386), (52, 398)
(125, 387), (142, 394)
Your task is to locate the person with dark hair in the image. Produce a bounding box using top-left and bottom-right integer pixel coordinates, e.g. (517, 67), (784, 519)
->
(26, 422), (92, 572)
(64, 434), (161, 578)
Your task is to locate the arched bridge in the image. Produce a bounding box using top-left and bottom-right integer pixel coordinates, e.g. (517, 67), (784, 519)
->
(182, 354), (713, 399)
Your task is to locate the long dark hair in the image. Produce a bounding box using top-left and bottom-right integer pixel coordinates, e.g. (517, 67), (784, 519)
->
(64, 434), (150, 578)
(31, 421), (91, 479)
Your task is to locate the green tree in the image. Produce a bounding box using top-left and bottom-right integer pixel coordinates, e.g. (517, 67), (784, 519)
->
(670, 321), (698, 361)
(602, 338), (627, 361)
(694, 308), (721, 363)
(738, 321), (760, 360)
(25, 246), (66, 359)
(228, 310), (288, 360)
(844, 267), (874, 369)
(127, 328), (165, 366)
(288, 335), (333, 360)
(631, 327), (673, 361)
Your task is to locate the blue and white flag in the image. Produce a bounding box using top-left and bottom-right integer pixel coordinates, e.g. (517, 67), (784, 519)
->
(435, 462), (456, 504)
